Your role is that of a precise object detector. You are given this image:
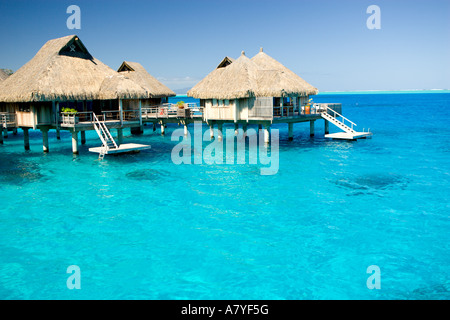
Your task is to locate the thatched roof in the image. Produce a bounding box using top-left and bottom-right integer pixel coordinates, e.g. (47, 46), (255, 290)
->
(117, 61), (175, 98)
(0, 69), (9, 82)
(99, 74), (149, 100)
(0, 35), (149, 102)
(188, 48), (318, 99)
(251, 48), (318, 96)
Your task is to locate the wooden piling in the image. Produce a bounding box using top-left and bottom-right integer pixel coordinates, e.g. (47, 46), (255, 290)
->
(23, 128), (30, 150)
(72, 130), (79, 154)
(42, 128), (49, 153)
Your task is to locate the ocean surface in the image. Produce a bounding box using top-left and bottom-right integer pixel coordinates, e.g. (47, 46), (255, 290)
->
(0, 92), (449, 299)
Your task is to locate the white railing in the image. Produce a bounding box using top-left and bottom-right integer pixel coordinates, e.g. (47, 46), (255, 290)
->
(0, 112), (17, 127)
(61, 111), (93, 125)
(93, 113), (118, 150)
(141, 103), (202, 118)
(322, 105), (356, 131)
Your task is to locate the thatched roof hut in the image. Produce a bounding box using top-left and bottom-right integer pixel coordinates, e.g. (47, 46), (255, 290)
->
(117, 61), (175, 98)
(0, 69), (9, 82)
(0, 35), (149, 103)
(188, 49), (318, 99)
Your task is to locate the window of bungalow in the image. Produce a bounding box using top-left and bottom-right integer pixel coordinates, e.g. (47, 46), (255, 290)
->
(212, 99), (217, 107)
(218, 100), (223, 107)
(224, 99), (230, 107)
(19, 104), (31, 112)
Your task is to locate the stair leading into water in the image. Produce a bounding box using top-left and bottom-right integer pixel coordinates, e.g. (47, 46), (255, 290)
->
(321, 106), (372, 140)
(89, 113), (150, 159)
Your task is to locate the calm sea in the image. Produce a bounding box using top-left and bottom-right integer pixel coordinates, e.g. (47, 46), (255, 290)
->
(0, 92), (449, 299)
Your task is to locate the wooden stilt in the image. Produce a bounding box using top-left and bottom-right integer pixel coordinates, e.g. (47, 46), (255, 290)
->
(117, 128), (123, 145)
(217, 123), (223, 141)
(324, 119), (329, 134)
(23, 128), (30, 150)
(42, 129), (49, 153)
(288, 122), (293, 141)
(263, 124), (270, 144)
(210, 124), (214, 139)
(72, 131), (79, 154)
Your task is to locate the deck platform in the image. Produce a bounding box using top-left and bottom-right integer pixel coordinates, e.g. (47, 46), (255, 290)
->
(89, 143), (151, 155)
(325, 132), (372, 140)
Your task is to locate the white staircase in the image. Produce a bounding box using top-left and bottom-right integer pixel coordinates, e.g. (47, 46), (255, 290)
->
(320, 106), (372, 140)
(93, 113), (118, 159)
(89, 113), (151, 159)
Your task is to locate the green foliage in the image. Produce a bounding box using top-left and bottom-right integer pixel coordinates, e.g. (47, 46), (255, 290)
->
(61, 107), (78, 114)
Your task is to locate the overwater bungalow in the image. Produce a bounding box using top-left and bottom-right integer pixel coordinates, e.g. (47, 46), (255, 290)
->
(188, 48), (370, 142)
(0, 35), (172, 153)
(0, 69), (13, 141)
(187, 48), (322, 142)
(117, 61), (176, 134)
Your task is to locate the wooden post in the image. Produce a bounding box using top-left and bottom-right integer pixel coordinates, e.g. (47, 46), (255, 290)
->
(152, 122), (156, 132)
(209, 123), (214, 139)
(310, 120), (315, 137)
(119, 99), (123, 126)
(138, 99), (143, 127)
(56, 128), (61, 140)
(3, 127), (8, 138)
(42, 128), (49, 153)
(234, 123), (239, 135)
(23, 128), (30, 150)
(184, 123), (188, 136)
(263, 124), (270, 144)
(280, 97), (284, 117)
(117, 128), (123, 145)
(72, 130), (79, 154)
(13, 128), (17, 135)
(0, 127), (3, 144)
(81, 131), (86, 145)
(161, 123), (165, 135)
(288, 122), (293, 141)
(217, 123), (223, 141)
(324, 119), (329, 134)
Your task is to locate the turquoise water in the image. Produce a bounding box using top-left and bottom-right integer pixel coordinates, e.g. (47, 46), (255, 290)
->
(0, 93), (449, 299)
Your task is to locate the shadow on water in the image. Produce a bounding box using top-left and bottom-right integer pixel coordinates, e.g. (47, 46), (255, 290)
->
(332, 172), (409, 197)
(125, 168), (172, 181)
(0, 157), (44, 186)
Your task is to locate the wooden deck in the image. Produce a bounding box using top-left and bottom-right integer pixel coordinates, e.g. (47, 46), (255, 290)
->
(325, 132), (373, 140)
(89, 143), (151, 155)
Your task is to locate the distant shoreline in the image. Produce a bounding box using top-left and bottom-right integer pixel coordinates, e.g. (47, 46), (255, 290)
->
(174, 89), (450, 97)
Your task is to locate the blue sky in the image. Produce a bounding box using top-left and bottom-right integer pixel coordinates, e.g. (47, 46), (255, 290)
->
(0, 0), (449, 91)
